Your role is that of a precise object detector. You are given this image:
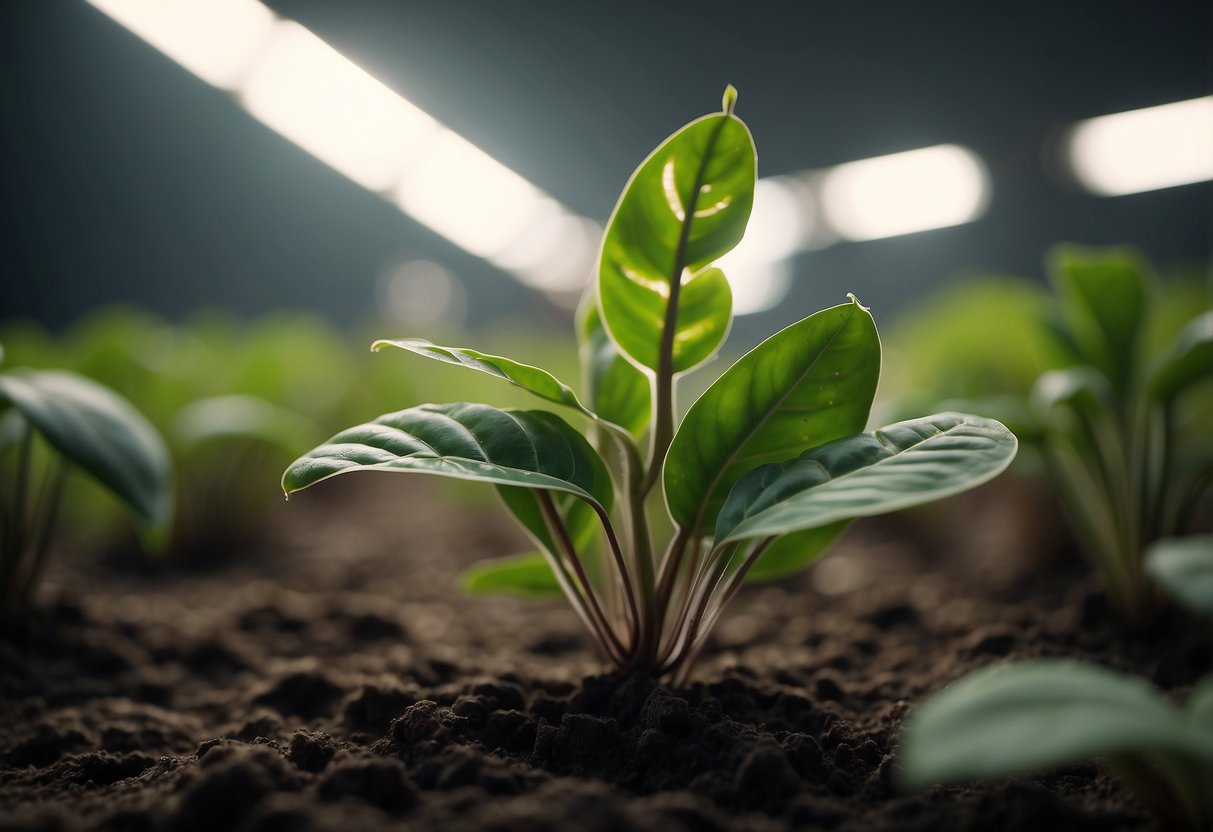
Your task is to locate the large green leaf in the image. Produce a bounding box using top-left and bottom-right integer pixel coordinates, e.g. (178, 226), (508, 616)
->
(1049, 246), (1151, 396)
(898, 659), (1213, 788)
(1145, 535), (1213, 618)
(282, 403), (612, 512)
(715, 413), (1017, 545)
(0, 369), (172, 529)
(577, 301), (651, 439)
(664, 297), (880, 536)
(597, 91), (754, 374)
(461, 551), (562, 598)
(1149, 311), (1213, 403)
(744, 521), (850, 582)
(372, 339), (594, 418)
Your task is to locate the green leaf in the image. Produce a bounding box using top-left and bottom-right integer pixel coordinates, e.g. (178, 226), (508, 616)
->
(372, 338), (595, 418)
(597, 101), (755, 373)
(899, 659), (1213, 788)
(715, 413), (1017, 546)
(1149, 311), (1213, 403)
(744, 521), (850, 582)
(1049, 246), (1151, 396)
(1145, 535), (1213, 618)
(461, 552), (562, 598)
(664, 297), (880, 537)
(282, 403), (612, 514)
(577, 302), (651, 439)
(0, 369), (172, 529)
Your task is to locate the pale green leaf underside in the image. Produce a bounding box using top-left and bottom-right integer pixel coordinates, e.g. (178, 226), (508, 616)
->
(598, 111), (754, 373)
(716, 413), (1018, 545)
(899, 659), (1213, 788)
(461, 551), (562, 598)
(282, 403), (612, 514)
(373, 338), (592, 416)
(665, 297), (880, 536)
(0, 369), (172, 529)
(1145, 535), (1213, 618)
(1149, 311), (1213, 403)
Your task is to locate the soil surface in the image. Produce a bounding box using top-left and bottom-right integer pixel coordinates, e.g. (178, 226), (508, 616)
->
(2, 475), (1209, 831)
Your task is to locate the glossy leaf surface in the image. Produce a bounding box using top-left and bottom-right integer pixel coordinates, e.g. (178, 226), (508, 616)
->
(665, 297), (880, 536)
(0, 369), (172, 529)
(598, 100), (754, 373)
(282, 403), (612, 512)
(1145, 535), (1213, 618)
(461, 552), (561, 598)
(577, 302), (651, 438)
(374, 339), (593, 417)
(1049, 246), (1150, 395)
(899, 659), (1213, 788)
(1149, 311), (1213, 403)
(716, 413), (1017, 545)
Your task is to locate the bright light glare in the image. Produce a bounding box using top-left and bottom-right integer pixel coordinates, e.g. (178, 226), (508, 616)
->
(1068, 97), (1213, 196)
(395, 130), (548, 258)
(819, 145), (988, 241)
(490, 202), (601, 293)
(86, 0), (276, 90)
(716, 178), (807, 315)
(241, 22), (439, 192)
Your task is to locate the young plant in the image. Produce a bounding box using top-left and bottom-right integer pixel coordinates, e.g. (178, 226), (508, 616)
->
(1033, 249), (1213, 615)
(898, 660), (1213, 832)
(0, 358), (173, 606)
(282, 89), (1017, 677)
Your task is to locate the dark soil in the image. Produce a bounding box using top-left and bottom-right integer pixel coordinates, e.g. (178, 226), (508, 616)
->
(2, 476), (1208, 831)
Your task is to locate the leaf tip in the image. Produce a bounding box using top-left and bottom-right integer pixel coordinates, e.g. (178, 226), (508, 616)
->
(846, 292), (870, 312)
(722, 84), (738, 115)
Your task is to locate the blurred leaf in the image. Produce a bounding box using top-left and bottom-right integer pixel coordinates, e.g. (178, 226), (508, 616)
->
(461, 552), (562, 598)
(1031, 367), (1113, 425)
(0, 369), (172, 529)
(899, 659), (1213, 788)
(1145, 535), (1213, 618)
(598, 93), (754, 373)
(173, 394), (322, 456)
(665, 297), (880, 536)
(1149, 311), (1213, 403)
(1049, 246), (1152, 397)
(715, 414), (1017, 547)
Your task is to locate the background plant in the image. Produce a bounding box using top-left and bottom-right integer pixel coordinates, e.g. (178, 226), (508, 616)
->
(0, 352), (172, 606)
(282, 89), (1018, 677)
(898, 658), (1213, 832)
(883, 251), (1213, 615)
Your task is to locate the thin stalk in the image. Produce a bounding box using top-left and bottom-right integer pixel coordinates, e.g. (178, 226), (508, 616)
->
(667, 537), (772, 680)
(1149, 401), (1176, 540)
(659, 538), (730, 668)
(538, 492), (627, 664)
(1, 425), (34, 602)
(20, 457), (68, 602)
(641, 116), (732, 497)
(591, 500), (641, 653)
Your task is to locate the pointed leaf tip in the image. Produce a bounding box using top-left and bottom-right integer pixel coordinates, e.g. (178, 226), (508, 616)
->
(846, 292), (869, 312)
(722, 85), (738, 115)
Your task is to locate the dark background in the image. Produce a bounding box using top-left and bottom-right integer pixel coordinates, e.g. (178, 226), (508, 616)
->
(2, 0), (1210, 343)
